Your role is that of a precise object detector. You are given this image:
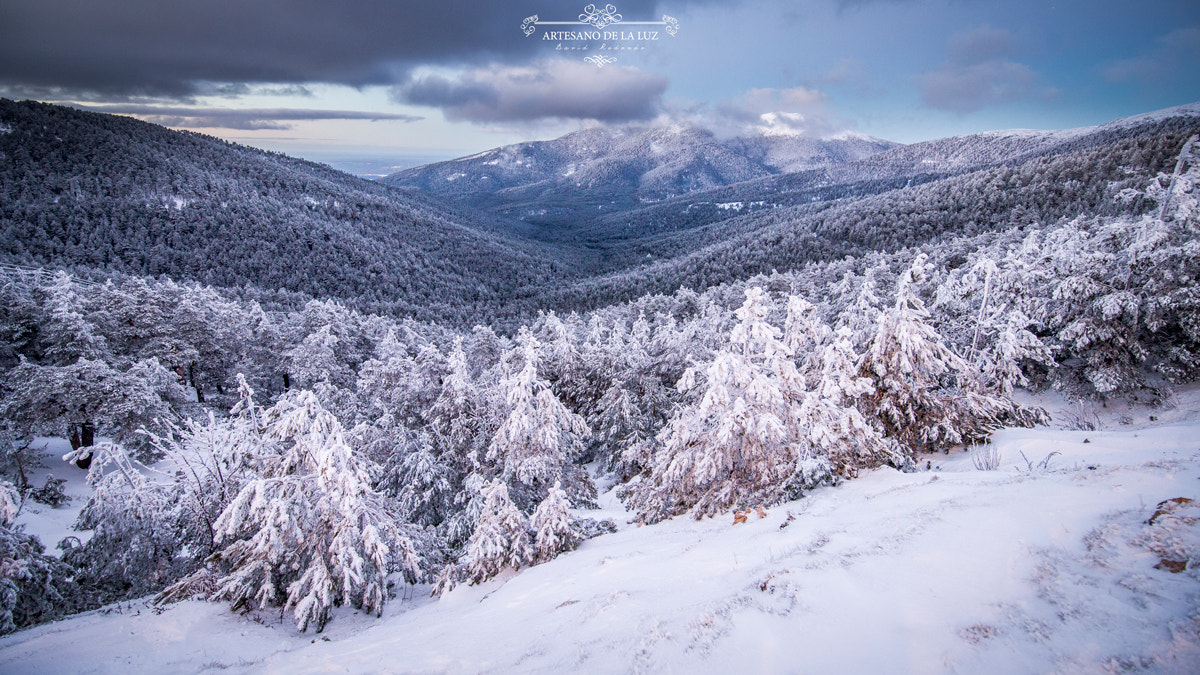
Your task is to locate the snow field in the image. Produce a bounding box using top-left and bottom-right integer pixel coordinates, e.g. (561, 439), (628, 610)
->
(4, 392), (1198, 674)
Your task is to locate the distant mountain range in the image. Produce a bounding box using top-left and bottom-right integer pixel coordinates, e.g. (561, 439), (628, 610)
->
(380, 125), (898, 226)
(381, 104), (1200, 248)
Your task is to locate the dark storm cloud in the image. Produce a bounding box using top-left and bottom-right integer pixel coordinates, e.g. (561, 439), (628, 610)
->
(394, 61), (667, 123)
(0, 0), (666, 98)
(73, 104), (422, 130)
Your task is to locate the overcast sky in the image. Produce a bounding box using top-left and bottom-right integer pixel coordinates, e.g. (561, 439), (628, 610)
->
(1, 0), (1197, 173)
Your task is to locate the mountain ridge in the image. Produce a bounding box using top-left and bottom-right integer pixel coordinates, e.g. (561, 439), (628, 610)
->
(381, 124), (899, 225)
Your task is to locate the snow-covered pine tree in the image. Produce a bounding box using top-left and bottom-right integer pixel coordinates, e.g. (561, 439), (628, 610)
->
(533, 311), (592, 412)
(530, 481), (580, 564)
(0, 482), (15, 527)
(357, 328), (446, 432)
(860, 254), (968, 454)
(861, 254), (1028, 455)
(590, 382), (652, 479)
(799, 326), (903, 478)
(464, 479), (531, 584)
(140, 397), (261, 554)
(0, 356), (180, 456)
(782, 295), (830, 383)
(284, 324), (352, 391)
(629, 287), (807, 522)
(1042, 155), (1200, 395)
(425, 338), (485, 474)
(204, 390), (419, 632)
(976, 309), (1056, 397)
(383, 429), (456, 528)
(932, 252), (1056, 394)
(837, 262), (887, 350)
(439, 471), (488, 553)
(72, 376), (264, 605)
(487, 335), (591, 507)
(39, 271), (108, 366)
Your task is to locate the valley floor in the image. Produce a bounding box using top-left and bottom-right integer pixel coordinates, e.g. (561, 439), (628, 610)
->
(2, 391), (1200, 674)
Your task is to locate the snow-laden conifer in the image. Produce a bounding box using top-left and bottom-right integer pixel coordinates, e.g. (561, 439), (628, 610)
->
(205, 389), (419, 632)
(977, 309), (1055, 397)
(40, 271), (108, 366)
(1, 356), (180, 455)
(629, 288), (807, 522)
(464, 479), (531, 584)
(426, 338), (485, 473)
(284, 324), (352, 390)
(0, 480), (81, 635)
(801, 326), (904, 477)
(385, 429), (456, 528)
(861, 254), (1042, 454)
(487, 336), (591, 505)
(859, 254), (973, 454)
(530, 481), (580, 564)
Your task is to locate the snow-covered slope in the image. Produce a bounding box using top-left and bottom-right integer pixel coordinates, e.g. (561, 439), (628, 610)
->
(3, 391), (1199, 674)
(1098, 101), (1200, 131)
(8, 438), (92, 550)
(830, 101), (1200, 183)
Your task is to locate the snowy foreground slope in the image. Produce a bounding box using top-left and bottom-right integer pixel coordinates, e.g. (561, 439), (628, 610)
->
(3, 393), (1200, 674)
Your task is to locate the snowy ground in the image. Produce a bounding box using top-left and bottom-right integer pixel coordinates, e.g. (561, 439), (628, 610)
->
(2, 390), (1199, 674)
(9, 437), (92, 550)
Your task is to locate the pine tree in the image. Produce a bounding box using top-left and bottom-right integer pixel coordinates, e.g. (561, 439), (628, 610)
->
(590, 382), (652, 478)
(801, 327), (903, 477)
(630, 288), (807, 522)
(426, 338), (485, 473)
(977, 310), (1055, 397)
(860, 254), (1033, 454)
(284, 325), (351, 390)
(464, 479), (531, 584)
(385, 430), (456, 528)
(204, 390), (419, 632)
(39, 271), (108, 366)
(837, 262), (886, 349)
(1, 357), (180, 456)
(861, 254), (968, 455)
(530, 481), (580, 564)
(487, 336), (591, 506)
(1, 479), (81, 635)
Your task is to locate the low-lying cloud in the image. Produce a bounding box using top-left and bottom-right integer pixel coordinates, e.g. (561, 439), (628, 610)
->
(667, 86), (844, 139)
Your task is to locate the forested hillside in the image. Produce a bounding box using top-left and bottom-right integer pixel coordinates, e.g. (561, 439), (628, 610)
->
(3, 139), (1197, 632)
(0, 100), (577, 326)
(537, 120), (1200, 311)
